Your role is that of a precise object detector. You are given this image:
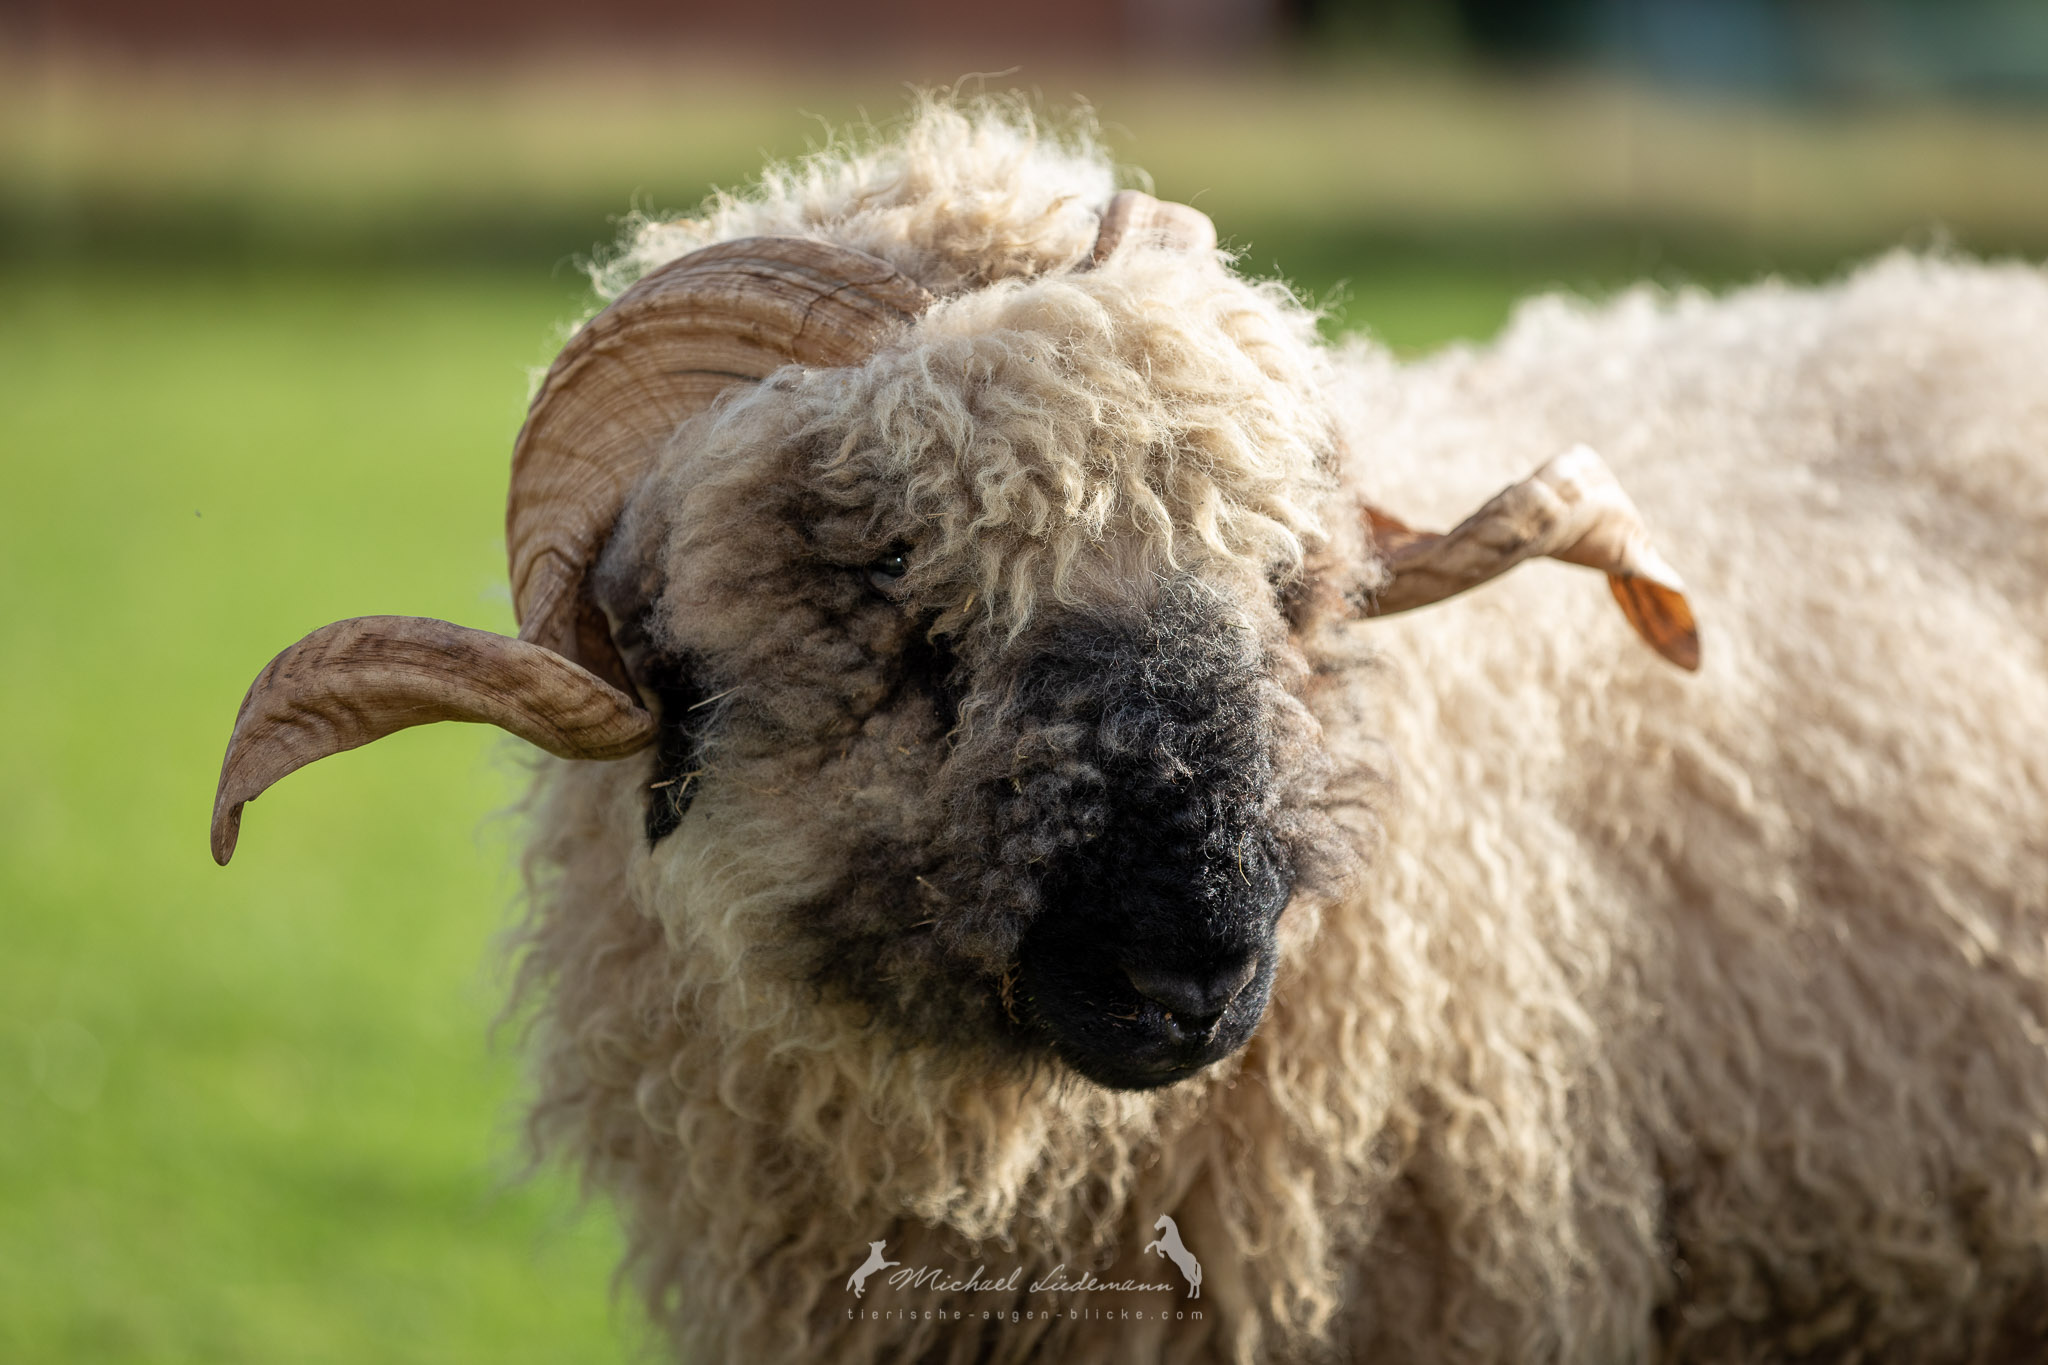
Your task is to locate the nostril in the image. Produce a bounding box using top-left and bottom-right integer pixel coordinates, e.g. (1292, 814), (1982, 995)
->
(1123, 956), (1259, 1030)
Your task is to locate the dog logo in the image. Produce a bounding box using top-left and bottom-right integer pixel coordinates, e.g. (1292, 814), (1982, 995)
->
(1143, 1214), (1202, 1299)
(846, 1240), (900, 1297)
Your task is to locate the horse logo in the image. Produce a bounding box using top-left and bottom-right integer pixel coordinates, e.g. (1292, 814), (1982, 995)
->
(846, 1241), (900, 1298)
(1143, 1214), (1202, 1299)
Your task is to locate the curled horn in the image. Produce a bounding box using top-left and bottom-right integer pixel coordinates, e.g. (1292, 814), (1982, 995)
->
(212, 237), (934, 865)
(1080, 203), (1692, 666)
(210, 618), (653, 865)
(510, 237), (934, 678)
(1363, 445), (1701, 671)
(1081, 199), (1695, 670)
(1090, 190), (1217, 265)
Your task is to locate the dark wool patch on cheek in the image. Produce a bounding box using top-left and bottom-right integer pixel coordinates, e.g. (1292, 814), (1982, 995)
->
(642, 654), (713, 843)
(771, 630), (1034, 1059)
(893, 626), (963, 734)
(795, 836), (1028, 1059)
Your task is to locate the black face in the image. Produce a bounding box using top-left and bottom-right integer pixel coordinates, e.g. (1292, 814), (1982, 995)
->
(606, 491), (1327, 1092)
(961, 583), (1301, 1090)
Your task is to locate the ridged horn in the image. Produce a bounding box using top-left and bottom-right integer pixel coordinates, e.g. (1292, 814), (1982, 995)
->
(508, 236), (934, 675)
(213, 235), (935, 866)
(1090, 190), (1217, 264)
(1363, 444), (1701, 671)
(212, 617), (655, 865)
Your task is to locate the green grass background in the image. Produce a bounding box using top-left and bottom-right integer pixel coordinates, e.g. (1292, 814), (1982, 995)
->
(4, 59), (2045, 1362)
(0, 264), (628, 1362)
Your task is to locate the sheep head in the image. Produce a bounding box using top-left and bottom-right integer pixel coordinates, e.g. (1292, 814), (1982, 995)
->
(210, 192), (1695, 1093)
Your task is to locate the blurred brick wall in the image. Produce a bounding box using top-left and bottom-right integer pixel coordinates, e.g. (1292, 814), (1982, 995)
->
(14, 0), (1282, 57)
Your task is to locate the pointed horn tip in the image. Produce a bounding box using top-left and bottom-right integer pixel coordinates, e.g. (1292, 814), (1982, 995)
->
(210, 689), (263, 867)
(211, 717), (262, 865)
(1649, 627), (1704, 672)
(1610, 574), (1702, 672)
(205, 616), (660, 871)
(210, 782), (244, 866)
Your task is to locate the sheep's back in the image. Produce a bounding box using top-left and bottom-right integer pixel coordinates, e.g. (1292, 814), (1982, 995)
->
(1324, 252), (2048, 1360)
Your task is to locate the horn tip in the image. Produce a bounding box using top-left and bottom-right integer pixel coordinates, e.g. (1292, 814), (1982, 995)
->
(1610, 574), (1702, 672)
(211, 790), (244, 866)
(1657, 629), (1704, 672)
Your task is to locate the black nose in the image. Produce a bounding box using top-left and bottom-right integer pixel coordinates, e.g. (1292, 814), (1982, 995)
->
(1124, 956), (1258, 1036)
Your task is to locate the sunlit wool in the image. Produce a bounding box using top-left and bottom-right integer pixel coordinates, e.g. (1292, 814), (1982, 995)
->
(511, 98), (2048, 1363)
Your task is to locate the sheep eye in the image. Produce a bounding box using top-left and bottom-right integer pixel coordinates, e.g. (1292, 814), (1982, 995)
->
(867, 550), (909, 590)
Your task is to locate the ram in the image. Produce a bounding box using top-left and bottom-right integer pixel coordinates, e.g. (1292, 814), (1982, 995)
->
(210, 101), (2048, 1363)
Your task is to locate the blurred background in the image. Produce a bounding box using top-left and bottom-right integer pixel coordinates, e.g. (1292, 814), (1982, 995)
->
(4, 2), (2045, 1361)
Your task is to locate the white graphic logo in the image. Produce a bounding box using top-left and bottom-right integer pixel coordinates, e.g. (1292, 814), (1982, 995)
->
(1143, 1215), (1202, 1299)
(846, 1241), (900, 1298)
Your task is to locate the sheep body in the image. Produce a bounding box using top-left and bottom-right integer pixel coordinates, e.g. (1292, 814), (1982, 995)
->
(512, 104), (2048, 1363)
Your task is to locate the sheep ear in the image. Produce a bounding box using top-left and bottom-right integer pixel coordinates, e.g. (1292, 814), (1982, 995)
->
(586, 500), (717, 844)
(587, 489), (673, 706)
(1359, 445), (1701, 671)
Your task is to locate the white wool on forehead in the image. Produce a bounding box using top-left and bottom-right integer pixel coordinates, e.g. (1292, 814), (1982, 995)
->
(594, 95), (1119, 301)
(799, 242), (1339, 635)
(590, 92), (1343, 636)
